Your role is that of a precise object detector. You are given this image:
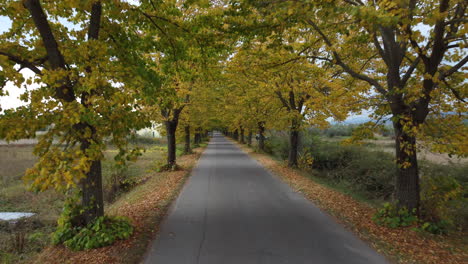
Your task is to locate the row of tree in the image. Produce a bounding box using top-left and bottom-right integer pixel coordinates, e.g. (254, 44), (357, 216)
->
(215, 0), (467, 214)
(0, 0), (466, 233)
(0, 0), (227, 227)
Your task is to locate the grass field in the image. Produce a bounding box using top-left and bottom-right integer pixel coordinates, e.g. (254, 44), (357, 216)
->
(0, 140), (168, 263)
(321, 135), (468, 165)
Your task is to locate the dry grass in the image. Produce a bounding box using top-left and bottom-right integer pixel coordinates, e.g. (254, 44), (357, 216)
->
(361, 139), (468, 165)
(234, 141), (468, 264)
(0, 143), (167, 264)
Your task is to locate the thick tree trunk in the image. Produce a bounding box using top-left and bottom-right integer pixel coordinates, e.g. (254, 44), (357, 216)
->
(165, 120), (178, 167)
(76, 123), (104, 226)
(184, 125), (191, 154)
(233, 129), (239, 141)
(288, 129), (299, 167)
(240, 126), (245, 144)
(258, 122), (265, 152)
(393, 121), (420, 212)
(81, 159), (104, 225)
(247, 131), (252, 146)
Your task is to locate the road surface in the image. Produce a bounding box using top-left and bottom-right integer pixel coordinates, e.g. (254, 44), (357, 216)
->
(143, 133), (388, 264)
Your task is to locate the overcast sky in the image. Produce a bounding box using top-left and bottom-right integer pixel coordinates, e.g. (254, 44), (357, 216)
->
(0, 16), (27, 110)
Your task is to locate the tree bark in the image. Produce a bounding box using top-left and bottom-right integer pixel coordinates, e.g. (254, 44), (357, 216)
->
(393, 120), (420, 213)
(240, 126), (245, 144)
(258, 122), (265, 152)
(184, 125), (191, 154)
(288, 129), (299, 168)
(247, 131), (252, 146)
(233, 129), (239, 141)
(165, 119), (178, 167)
(80, 159), (104, 225)
(193, 128), (201, 146)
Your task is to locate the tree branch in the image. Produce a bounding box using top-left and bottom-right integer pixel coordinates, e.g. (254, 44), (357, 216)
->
(0, 51), (42, 75)
(440, 54), (468, 79)
(401, 56), (421, 85)
(306, 19), (387, 95)
(23, 0), (75, 102)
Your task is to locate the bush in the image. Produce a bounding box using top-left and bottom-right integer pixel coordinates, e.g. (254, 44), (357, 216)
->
(306, 140), (395, 199)
(52, 196), (133, 250)
(373, 202), (418, 228)
(129, 135), (163, 145)
(263, 132), (289, 159)
(53, 216), (133, 251)
(420, 163), (467, 233)
(322, 124), (356, 138)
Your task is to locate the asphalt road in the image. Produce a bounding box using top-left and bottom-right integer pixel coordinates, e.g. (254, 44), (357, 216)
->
(143, 133), (388, 264)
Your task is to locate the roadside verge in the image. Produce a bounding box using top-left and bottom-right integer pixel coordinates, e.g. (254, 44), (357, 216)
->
(32, 147), (206, 264)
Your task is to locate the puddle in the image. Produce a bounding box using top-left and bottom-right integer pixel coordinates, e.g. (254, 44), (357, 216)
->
(0, 212), (35, 221)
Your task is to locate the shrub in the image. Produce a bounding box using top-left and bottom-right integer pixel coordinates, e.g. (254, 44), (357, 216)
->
(52, 196), (133, 250)
(263, 132), (289, 159)
(53, 216), (133, 251)
(322, 124), (356, 137)
(373, 202), (418, 228)
(305, 140), (395, 199)
(420, 163), (467, 233)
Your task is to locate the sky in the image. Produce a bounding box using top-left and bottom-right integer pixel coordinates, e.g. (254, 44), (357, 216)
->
(0, 16), (26, 110)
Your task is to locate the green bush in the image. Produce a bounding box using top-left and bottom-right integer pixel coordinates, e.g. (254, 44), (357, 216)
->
(322, 124), (356, 137)
(129, 135), (163, 145)
(52, 197), (133, 250)
(263, 132), (289, 159)
(420, 163), (467, 233)
(373, 202), (418, 228)
(53, 216), (133, 251)
(306, 140), (395, 199)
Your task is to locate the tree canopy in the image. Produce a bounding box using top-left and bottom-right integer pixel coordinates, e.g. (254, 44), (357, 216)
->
(0, 0), (466, 240)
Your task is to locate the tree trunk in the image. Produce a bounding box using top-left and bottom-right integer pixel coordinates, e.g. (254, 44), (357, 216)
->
(247, 131), (252, 146)
(288, 129), (299, 167)
(76, 123), (104, 227)
(240, 126), (245, 144)
(165, 119), (178, 167)
(233, 129), (239, 141)
(258, 122), (265, 152)
(393, 120), (420, 212)
(184, 125), (191, 154)
(81, 159), (104, 225)
(194, 129), (201, 146)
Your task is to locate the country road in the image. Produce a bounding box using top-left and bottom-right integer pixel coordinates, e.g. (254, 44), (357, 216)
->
(143, 133), (388, 264)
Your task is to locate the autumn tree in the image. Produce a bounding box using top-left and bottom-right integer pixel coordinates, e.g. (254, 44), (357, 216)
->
(227, 41), (354, 167)
(305, 0), (467, 212)
(0, 0), (148, 226)
(135, 0), (227, 168)
(232, 0), (467, 213)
